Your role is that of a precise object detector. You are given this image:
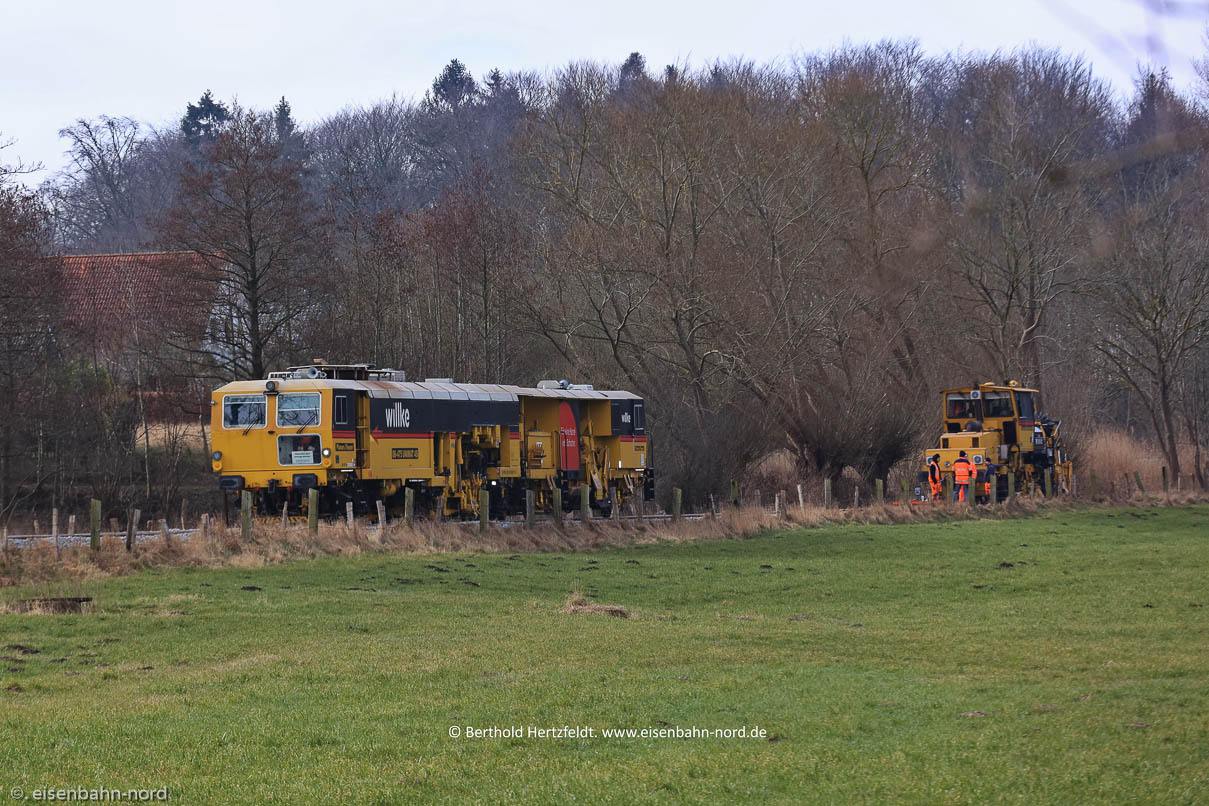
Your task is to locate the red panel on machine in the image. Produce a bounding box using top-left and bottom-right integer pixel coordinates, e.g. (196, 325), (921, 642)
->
(558, 401), (580, 471)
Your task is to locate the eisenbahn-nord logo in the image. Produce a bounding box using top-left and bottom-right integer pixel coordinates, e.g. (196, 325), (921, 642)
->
(385, 402), (411, 429)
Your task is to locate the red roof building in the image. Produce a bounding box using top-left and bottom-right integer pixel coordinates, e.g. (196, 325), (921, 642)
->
(56, 251), (214, 417)
(58, 251), (209, 339)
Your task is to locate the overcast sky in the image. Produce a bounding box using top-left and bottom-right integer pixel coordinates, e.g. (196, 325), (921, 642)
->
(3, 0), (1207, 186)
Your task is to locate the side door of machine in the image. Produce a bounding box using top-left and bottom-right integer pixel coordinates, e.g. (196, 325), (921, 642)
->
(331, 389), (359, 469)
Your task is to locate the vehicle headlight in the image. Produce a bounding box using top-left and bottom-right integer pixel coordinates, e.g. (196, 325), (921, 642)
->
(212, 451), (222, 461)
(322, 447), (331, 457)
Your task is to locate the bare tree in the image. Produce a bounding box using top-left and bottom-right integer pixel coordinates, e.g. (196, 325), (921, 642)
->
(1093, 189), (1209, 487)
(46, 116), (145, 251)
(158, 103), (330, 380)
(0, 137), (59, 523)
(937, 50), (1115, 386)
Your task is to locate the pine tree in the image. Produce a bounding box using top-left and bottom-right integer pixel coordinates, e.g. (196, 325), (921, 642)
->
(424, 59), (479, 112)
(273, 96), (296, 141)
(618, 52), (648, 96)
(181, 90), (230, 147)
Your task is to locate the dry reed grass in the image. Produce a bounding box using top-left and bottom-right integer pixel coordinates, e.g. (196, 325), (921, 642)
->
(1080, 427), (1166, 494)
(1076, 426), (1207, 497)
(0, 597), (95, 615)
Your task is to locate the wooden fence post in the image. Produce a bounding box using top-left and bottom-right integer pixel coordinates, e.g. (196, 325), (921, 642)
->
(160, 519), (172, 548)
(943, 477), (953, 503)
(68, 515), (76, 544)
(308, 489), (319, 535)
(1, 527), (7, 567)
(1134, 471), (1145, 495)
(376, 499), (388, 543)
(672, 487), (682, 521)
(109, 517), (118, 536)
(90, 498), (101, 551)
(901, 477), (910, 504)
(281, 500), (289, 529)
(823, 478), (832, 510)
(773, 491), (780, 519)
(1089, 469), (1098, 498)
(1007, 472), (1015, 500)
(201, 513), (210, 543)
(797, 484), (805, 512)
(404, 487), (415, 527)
(479, 489), (490, 533)
(240, 490), (252, 542)
(345, 502), (355, 532)
(990, 476), (998, 505)
(610, 487), (620, 521)
(580, 484), (591, 522)
(875, 479), (884, 505)
(709, 493), (717, 518)
(1162, 466), (1169, 493)
(52, 508), (60, 561)
(126, 508), (140, 553)
(552, 487), (563, 526)
(730, 479), (740, 508)
(854, 487), (860, 509)
(1044, 469), (1054, 498)
(525, 489), (536, 529)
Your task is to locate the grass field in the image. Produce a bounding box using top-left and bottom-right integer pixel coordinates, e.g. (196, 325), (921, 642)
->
(2, 505), (1208, 804)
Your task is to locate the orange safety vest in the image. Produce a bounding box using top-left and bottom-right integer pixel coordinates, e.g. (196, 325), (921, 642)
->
(953, 458), (972, 484)
(928, 460), (943, 498)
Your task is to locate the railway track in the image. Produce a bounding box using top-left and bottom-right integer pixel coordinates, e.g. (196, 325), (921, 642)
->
(6, 529), (193, 548)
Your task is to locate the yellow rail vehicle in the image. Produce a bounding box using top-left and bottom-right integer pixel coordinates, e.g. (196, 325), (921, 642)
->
(210, 364), (651, 518)
(927, 381), (1073, 500)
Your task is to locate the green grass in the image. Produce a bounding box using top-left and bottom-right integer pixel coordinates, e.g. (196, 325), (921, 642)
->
(2, 506), (1208, 804)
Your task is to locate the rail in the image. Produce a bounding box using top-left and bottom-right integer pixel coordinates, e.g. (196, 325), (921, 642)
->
(7, 529), (192, 547)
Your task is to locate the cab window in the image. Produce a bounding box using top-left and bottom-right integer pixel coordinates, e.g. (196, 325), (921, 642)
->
(277, 393), (321, 427)
(278, 435), (321, 465)
(982, 391), (1014, 418)
(223, 394), (266, 428)
(1014, 392), (1036, 420)
(946, 393), (977, 419)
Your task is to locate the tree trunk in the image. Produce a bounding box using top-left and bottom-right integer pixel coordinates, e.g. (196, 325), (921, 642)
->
(1158, 373), (1181, 487)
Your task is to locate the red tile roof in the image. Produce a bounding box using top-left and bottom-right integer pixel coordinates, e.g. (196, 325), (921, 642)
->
(57, 251), (213, 348)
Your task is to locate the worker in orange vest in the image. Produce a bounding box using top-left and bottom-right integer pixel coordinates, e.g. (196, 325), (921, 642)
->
(952, 451), (973, 502)
(928, 454), (943, 501)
